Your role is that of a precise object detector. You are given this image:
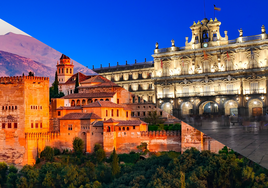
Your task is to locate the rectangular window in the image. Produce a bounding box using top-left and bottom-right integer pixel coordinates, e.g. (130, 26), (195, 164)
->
(58, 111), (61, 116)
(250, 82), (258, 93)
(131, 112), (134, 116)
(8, 123), (11, 128)
(160, 111), (162, 116)
(133, 126), (135, 130)
(204, 85), (210, 95)
(117, 109), (119, 117)
(15, 106), (17, 110)
(68, 124), (72, 131)
(126, 111), (128, 118)
(227, 84), (233, 94)
(2, 123), (5, 129)
(14, 123), (17, 129)
(111, 109), (114, 117)
(182, 87), (189, 96)
(35, 123), (38, 128)
(143, 112), (146, 116)
(117, 98), (119, 104)
(137, 112), (140, 116)
(106, 110), (108, 117)
(31, 123), (33, 128)
(40, 123), (42, 128)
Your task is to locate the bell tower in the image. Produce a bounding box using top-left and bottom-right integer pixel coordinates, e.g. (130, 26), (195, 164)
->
(56, 54), (74, 84)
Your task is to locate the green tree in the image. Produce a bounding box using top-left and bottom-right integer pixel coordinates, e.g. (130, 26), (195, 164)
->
(40, 146), (54, 161)
(0, 162), (8, 186)
(49, 71), (64, 101)
(6, 172), (18, 188)
(144, 111), (164, 125)
(74, 73), (79, 93)
(94, 144), (102, 153)
(111, 148), (120, 178)
(96, 149), (106, 163)
(73, 137), (84, 155)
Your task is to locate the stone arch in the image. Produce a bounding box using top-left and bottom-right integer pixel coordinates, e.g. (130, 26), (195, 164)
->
(161, 102), (173, 115)
(181, 101), (193, 116)
(198, 100), (218, 115)
(71, 100), (75, 107)
(77, 100), (81, 106)
(224, 100), (238, 115)
(82, 99), (86, 106)
(88, 99), (93, 103)
(248, 98), (263, 116)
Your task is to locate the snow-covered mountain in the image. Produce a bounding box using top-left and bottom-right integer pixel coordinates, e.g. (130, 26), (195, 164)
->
(0, 32), (96, 79)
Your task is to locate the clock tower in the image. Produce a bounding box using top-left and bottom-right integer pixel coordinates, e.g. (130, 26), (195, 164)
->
(185, 17), (229, 50)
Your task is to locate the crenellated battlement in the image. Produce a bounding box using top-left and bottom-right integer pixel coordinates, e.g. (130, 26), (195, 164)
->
(25, 131), (60, 140)
(140, 130), (180, 137)
(0, 76), (49, 83)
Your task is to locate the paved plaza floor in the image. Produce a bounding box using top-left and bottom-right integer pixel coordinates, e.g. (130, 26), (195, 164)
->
(184, 116), (268, 169)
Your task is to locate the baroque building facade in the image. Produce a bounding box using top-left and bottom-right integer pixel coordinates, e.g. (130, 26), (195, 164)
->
(95, 18), (268, 118)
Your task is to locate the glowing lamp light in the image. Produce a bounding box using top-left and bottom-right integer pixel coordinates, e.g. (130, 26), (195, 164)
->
(254, 101), (257, 104)
(230, 102), (233, 105)
(214, 104), (217, 107)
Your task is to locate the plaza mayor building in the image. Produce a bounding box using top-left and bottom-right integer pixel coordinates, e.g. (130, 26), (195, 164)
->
(94, 18), (268, 119)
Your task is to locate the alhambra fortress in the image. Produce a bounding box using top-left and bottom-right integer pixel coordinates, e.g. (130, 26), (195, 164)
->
(2, 17), (268, 166)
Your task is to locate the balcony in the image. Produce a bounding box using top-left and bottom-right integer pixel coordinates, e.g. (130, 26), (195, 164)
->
(157, 94), (174, 99)
(244, 89), (265, 94)
(176, 90), (239, 97)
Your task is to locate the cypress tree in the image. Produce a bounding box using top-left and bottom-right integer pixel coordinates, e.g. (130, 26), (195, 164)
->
(53, 71), (59, 96)
(74, 73), (79, 93)
(111, 148), (120, 178)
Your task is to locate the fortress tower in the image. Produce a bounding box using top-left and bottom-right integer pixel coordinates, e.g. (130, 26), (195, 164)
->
(56, 54), (74, 84)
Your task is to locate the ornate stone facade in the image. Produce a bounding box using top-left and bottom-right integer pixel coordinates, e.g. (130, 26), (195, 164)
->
(95, 18), (268, 118)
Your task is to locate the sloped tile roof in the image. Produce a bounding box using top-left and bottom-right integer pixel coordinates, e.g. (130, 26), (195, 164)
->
(92, 121), (103, 127)
(83, 101), (127, 108)
(80, 75), (118, 87)
(60, 72), (92, 85)
(103, 118), (147, 126)
(61, 92), (116, 99)
(56, 106), (82, 110)
(60, 113), (101, 120)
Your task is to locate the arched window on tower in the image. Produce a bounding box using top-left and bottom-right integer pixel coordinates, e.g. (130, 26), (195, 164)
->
(62, 68), (64, 73)
(66, 68), (68, 73)
(202, 30), (209, 42)
(70, 69), (72, 74)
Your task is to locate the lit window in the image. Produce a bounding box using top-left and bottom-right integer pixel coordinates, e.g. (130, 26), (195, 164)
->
(40, 123), (42, 128)
(31, 123), (33, 128)
(35, 123), (38, 128)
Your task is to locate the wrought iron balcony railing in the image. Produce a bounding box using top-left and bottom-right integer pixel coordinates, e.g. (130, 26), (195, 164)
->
(244, 89), (265, 94)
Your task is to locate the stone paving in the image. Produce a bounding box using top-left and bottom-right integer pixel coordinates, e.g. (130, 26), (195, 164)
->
(185, 118), (268, 169)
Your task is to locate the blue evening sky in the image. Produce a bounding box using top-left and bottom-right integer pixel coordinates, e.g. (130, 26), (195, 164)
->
(0, 0), (268, 69)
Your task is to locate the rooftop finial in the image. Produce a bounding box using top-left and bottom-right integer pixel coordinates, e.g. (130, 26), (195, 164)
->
(155, 42), (159, 49)
(171, 39), (175, 47)
(238, 28), (243, 37)
(262, 25), (266, 34)
(193, 21), (196, 25)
